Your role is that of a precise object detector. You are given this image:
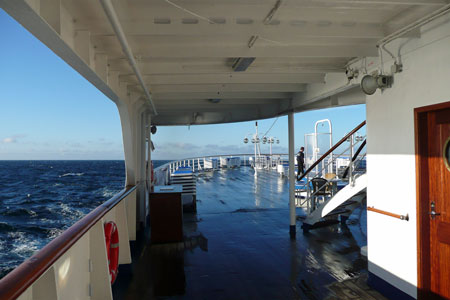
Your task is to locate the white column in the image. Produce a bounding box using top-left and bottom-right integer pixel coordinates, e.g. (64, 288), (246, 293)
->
(288, 112), (296, 238)
(146, 115), (152, 219)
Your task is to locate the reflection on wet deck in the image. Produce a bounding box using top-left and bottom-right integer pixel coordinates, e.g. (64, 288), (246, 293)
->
(113, 167), (385, 299)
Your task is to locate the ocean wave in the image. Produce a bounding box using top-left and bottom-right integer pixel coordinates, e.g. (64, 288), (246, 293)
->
(9, 232), (39, 258)
(59, 173), (84, 177)
(97, 187), (118, 198)
(1, 208), (37, 218)
(51, 203), (85, 220)
(0, 160), (126, 279)
(21, 225), (57, 235)
(0, 223), (14, 231)
(47, 228), (64, 239)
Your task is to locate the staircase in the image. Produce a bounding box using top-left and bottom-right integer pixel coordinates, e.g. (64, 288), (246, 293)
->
(302, 174), (367, 229)
(297, 121), (367, 231)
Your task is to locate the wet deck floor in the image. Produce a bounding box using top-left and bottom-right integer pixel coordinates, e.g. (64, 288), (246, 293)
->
(113, 167), (385, 300)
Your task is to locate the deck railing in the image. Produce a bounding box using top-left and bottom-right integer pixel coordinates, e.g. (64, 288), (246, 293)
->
(0, 186), (138, 300)
(153, 153), (289, 186)
(298, 121), (366, 182)
(296, 121), (367, 212)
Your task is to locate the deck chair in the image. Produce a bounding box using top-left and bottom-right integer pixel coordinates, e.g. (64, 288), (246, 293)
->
(311, 178), (332, 205)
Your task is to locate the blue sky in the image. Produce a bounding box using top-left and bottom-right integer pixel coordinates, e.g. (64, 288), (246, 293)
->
(0, 8), (365, 160)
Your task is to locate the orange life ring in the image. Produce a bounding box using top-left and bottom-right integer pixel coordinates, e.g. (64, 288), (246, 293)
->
(104, 221), (119, 284)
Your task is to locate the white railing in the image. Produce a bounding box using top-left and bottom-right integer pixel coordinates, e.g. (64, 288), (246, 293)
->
(153, 153), (289, 186)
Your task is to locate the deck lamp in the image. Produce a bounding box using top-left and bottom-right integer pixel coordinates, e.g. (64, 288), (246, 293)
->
(244, 138), (249, 144)
(361, 74), (393, 95)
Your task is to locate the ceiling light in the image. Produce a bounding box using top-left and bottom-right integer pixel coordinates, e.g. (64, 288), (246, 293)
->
(232, 57), (255, 72)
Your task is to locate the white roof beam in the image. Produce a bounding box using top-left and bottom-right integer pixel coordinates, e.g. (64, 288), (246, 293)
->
(113, 64), (342, 75)
(154, 99), (288, 106)
(148, 83), (306, 93)
(99, 0), (157, 115)
(0, 0), (124, 106)
(120, 73), (324, 85)
(116, 45), (377, 58)
(300, 0), (445, 4)
(152, 92), (291, 100)
(89, 23), (384, 39)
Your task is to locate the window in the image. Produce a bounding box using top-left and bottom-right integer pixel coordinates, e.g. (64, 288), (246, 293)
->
(445, 137), (450, 172)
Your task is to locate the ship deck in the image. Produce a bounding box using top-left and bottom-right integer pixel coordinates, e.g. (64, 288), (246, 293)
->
(113, 167), (384, 299)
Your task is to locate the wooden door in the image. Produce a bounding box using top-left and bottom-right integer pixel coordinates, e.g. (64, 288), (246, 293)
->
(416, 103), (450, 299)
(428, 107), (450, 298)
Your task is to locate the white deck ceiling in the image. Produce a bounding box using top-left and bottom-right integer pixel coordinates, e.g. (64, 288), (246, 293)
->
(1, 0), (447, 124)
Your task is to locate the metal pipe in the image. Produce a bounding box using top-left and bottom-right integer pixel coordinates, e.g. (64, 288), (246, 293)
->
(99, 0), (158, 115)
(349, 134), (354, 186)
(377, 4), (450, 47)
(376, 4), (450, 65)
(288, 112), (296, 238)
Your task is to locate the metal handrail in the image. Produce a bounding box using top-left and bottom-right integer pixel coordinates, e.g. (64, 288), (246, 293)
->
(343, 139), (367, 178)
(0, 186), (137, 300)
(298, 120), (366, 182)
(306, 135), (366, 181)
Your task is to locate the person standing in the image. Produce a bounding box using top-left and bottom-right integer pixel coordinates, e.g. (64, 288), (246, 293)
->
(296, 147), (305, 180)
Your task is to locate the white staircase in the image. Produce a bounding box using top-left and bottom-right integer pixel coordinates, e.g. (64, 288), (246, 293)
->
(303, 173), (367, 227)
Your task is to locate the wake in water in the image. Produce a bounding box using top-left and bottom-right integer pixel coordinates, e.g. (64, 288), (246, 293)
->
(59, 172), (84, 177)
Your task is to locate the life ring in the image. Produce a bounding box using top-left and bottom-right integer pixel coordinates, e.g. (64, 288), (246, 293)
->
(104, 221), (119, 284)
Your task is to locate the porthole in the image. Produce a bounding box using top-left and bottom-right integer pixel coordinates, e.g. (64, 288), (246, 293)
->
(445, 137), (450, 172)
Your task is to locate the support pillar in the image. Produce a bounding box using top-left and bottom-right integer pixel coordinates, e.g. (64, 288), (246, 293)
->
(288, 112), (296, 238)
(117, 92), (149, 230)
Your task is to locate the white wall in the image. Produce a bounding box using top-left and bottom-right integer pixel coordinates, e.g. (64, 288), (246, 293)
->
(366, 13), (450, 299)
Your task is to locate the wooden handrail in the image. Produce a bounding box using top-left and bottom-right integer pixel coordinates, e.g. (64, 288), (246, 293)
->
(367, 206), (409, 221)
(0, 185), (137, 300)
(298, 120), (366, 182)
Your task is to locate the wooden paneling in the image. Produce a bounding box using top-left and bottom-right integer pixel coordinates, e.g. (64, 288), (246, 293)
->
(437, 222), (450, 245)
(415, 101), (450, 299)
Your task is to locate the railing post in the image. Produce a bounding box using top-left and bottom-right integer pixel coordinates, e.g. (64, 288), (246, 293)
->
(288, 112), (296, 238)
(349, 134), (354, 186)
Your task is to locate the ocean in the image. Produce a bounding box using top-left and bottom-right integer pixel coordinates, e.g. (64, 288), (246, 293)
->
(0, 160), (169, 279)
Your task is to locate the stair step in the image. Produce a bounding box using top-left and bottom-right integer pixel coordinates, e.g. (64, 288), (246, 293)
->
(337, 200), (358, 208)
(326, 208), (351, 217)
(302, 219), (340, 231)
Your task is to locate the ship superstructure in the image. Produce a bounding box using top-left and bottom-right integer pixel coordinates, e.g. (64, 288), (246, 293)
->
(1, 1), (450, 299)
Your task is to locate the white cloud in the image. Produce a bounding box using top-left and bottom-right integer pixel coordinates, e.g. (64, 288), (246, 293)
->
(2, 134), (26, 144)
(151, 142), (289, 160)
(2, 137), (14, 143)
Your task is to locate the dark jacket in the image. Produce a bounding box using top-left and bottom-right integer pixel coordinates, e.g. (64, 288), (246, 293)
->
(296, 151), (304, 166)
